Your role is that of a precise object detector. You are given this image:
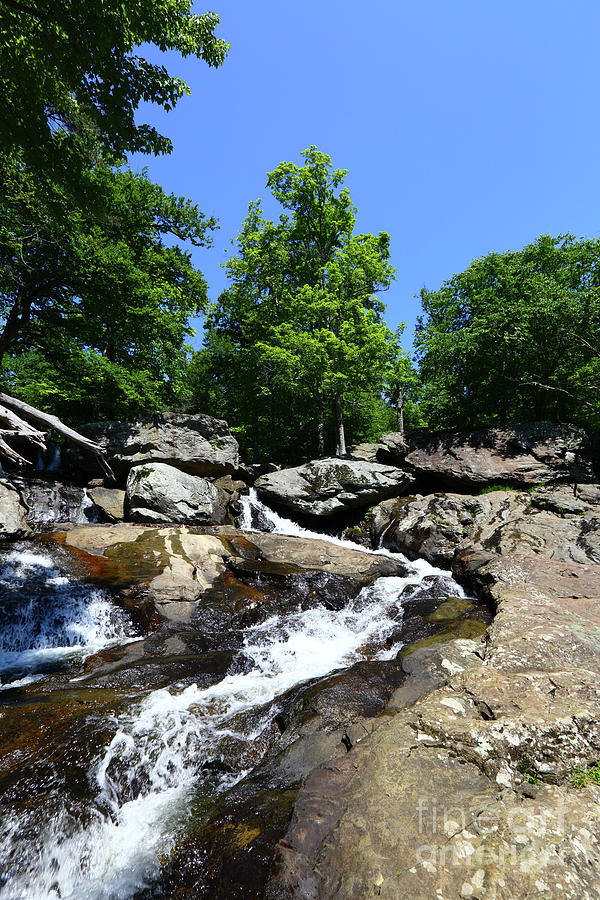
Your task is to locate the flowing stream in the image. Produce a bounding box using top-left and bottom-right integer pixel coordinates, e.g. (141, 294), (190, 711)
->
(0, 492), (469, 899)
(0, 547), (137, 691)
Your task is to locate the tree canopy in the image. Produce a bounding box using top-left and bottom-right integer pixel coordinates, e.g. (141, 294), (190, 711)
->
(0, 1), (226, 434)
(415, 234), (600, 430)
(188, 148), (400, 462)
(0, 0), (227, 177)
(0, 159), (215, 422)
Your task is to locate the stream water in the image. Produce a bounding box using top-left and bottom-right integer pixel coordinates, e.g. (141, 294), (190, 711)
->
(0, 492), (469, 899)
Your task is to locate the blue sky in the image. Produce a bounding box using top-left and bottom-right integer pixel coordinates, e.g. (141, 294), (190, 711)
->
(132, 0), (600, 353)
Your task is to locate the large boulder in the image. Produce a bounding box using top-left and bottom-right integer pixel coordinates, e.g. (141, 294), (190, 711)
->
(254, 457), (413, 517)
(0, 478), (31, 539)
(126, 463), (228, 526)
(371, 483), (600, 567)
(404, 421), (595, 489)
(79, 412), (240, 481)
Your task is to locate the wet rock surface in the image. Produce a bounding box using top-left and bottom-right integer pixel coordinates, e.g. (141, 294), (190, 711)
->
(268, 534), (600, 899)
(5, 450), (600, 899)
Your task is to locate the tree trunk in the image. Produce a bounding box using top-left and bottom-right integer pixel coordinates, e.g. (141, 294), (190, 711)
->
(334, 394), (346, 456)
(396, 387), (405, 435)
(317, 419), (325, 457)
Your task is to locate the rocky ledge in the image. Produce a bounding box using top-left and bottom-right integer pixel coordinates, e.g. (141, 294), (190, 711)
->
(268, 504), (600, 899)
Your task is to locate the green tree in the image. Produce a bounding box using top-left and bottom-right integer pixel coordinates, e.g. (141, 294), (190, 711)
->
(0, 1), (227, 179)
(0, 160), (215, 421)
(191, 148), (399, 462)
(0, 0), (227, 434)
(415, 234), (600, 430)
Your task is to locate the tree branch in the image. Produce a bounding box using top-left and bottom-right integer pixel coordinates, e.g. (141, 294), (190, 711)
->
(0, 0), (47, 20)
(0, 392), (115, 478)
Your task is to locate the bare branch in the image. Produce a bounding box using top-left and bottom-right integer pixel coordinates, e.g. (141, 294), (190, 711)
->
(0, 392), (115, 478)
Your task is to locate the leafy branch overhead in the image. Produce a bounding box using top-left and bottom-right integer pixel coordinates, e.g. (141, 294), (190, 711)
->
(0, 0), (228, 170)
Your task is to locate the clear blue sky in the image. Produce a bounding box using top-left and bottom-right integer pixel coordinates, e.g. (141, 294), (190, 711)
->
(132, 0), (600, 352)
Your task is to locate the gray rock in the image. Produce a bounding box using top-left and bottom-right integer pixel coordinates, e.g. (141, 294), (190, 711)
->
(13, 478), (100, 525)
(372, 484), (600, 567)
(126, 463), (228, 525)
(255, 456), (414, 517)
(0, 478), (31, 539)
(405, 421), (595, 489)
(80, 412), (240, 481)
(346, 442), (386, 462)
(268, 545), (600, 900)
(88, 486), (125, 521)
(378, 431), (411, 462)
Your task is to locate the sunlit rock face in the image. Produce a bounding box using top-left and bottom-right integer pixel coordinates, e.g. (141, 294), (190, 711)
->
(369, 483), (600, 567)
(0, 478), (31, 540)
(125, 462), (229, 526)
(78, 412), (240, 482)
(403, 421), (596, 490)
(255, 456), (414, 517)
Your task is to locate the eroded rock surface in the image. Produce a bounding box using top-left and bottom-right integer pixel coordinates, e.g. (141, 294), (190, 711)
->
(79, 412), (240, 481)
(404, 421), (595, 489)
(371, 483), (600, 566)
(61, 523), (404, 624)
(268, 547), (600, 900)
(255, 457), (413, 517)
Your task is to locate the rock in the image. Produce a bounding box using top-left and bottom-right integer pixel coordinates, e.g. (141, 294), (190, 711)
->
(126, 463), (228, 525)
(0, 478), (31, 539)
(346, 442), (386, 462)
(79, 412), (240, 481)
(12, 477), (102, 526)
(61, 523), (404, 625)
(255, 457), (413, 517)
(87, 486), (125, 521)
(405, 421), (595, 489)
(268, 546), (600, 900)
(217, 528), (404, 581)
(378, 431), (410, 462)
(372, 484), (600, 567)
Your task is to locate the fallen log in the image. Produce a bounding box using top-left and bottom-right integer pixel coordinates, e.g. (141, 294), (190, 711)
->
(0, 392), (114, 479)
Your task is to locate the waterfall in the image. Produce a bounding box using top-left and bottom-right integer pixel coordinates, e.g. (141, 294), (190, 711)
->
(0, 493), (469, 899)
(0, 547), (137, 690)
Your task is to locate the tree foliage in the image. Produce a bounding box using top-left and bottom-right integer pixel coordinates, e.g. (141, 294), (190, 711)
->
(0, 0), (227, 176)
(189, 148), (399, 462)
(415, 234), (600, 429)
(0, 1), (226, 427)
(0, 160), (215, 421)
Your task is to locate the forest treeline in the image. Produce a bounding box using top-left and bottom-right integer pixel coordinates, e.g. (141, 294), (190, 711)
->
(1, 2), (599, 464)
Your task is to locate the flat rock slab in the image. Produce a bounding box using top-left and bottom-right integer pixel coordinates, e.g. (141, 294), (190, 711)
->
(80, 412), (240, 481)
(60, 524), (404, 624)
(405, 422), (594, 489)
(216, 527), (405, 580)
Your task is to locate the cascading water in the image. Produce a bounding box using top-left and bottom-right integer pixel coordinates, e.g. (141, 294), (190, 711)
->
(0, 492), (470, 900)
(0, 546), (137, 690)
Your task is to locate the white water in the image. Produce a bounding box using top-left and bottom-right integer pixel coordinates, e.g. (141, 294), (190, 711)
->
(0, 549), (137, 689)
(0, 493), (467, 899)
